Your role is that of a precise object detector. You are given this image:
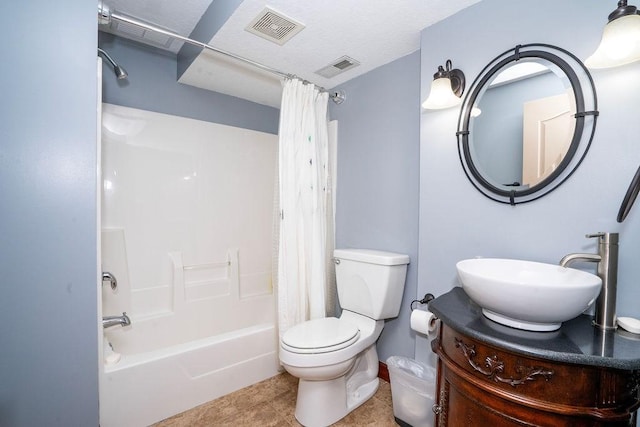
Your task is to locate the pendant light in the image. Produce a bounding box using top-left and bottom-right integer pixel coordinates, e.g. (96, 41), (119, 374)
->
(422, 60), (465, 110)
(585, 0), (640, 69)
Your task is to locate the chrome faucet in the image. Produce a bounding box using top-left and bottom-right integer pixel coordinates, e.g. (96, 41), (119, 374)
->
(559, 232), (619, 330)
(102, 312), (131, 329)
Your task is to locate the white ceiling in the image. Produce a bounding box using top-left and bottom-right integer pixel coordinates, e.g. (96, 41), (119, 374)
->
(102, 0), (480, 108)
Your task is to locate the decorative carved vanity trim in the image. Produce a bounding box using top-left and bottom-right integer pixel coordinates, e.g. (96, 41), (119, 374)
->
(433, 324), (640, 426)
(454, 337), (554, 387)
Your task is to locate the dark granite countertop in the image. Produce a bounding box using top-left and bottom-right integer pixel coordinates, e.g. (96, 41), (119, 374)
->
(429, 287), (640, 371)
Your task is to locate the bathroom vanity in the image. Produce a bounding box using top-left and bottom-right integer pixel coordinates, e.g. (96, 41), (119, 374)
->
(429, 288), (640, 426)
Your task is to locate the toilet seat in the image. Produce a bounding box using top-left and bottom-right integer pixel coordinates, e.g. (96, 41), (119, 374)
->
(282, 318), (360, 354)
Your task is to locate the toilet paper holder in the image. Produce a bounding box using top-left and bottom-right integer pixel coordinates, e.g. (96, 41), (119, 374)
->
(410, 293), (435, 312)
(410, 293), (439, 336)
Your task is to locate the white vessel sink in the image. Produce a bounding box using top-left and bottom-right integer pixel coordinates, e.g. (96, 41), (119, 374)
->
(456, 258), (602, 332)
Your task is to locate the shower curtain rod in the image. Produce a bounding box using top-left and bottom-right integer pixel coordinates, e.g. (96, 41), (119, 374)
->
(98, 2), (346, 104)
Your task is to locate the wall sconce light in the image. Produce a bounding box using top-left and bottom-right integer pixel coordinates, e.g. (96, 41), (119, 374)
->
(585, 0), (640, 68)
(422, 59), (466, 110)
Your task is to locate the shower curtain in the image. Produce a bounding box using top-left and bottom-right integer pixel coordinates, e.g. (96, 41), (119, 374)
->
(276, 78), (335, 338)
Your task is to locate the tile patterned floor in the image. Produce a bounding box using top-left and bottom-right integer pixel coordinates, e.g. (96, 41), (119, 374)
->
(153, 372), (397, 426)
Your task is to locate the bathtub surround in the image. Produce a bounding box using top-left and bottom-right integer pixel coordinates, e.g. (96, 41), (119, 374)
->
(96, 34), (284, 426)
(100, 104), (279, 426)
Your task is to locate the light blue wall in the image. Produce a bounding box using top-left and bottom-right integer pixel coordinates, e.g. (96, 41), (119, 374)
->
(0, 2), (99, 426)
(329, 52), (421, 362)
(99, 33), (279, 134)
(417, 0), (640, 363)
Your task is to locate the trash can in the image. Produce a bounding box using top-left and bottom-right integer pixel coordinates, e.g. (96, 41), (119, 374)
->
(387, 356), (437, 427)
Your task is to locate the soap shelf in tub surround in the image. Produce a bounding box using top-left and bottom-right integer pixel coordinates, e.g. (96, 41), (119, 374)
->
(183, 261), (231, 270)
(169, 249), (239, 305)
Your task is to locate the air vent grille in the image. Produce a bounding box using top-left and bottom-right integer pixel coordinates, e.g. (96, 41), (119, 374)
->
(102, 18), (174, 50)
(315, 56), (361, 79)
(245, 8), (305, 45)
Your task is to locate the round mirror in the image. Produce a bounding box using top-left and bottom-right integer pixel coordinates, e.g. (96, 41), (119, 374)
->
(457, 44), (598, 205)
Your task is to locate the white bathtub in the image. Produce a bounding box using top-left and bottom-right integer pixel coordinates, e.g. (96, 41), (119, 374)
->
(99, 238), (280, 426)
(99, 105), (281, 426)
(100, 323), (281, 427)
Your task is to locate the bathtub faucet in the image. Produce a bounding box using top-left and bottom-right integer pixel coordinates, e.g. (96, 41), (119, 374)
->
(559, 232), (619, 331)
(102, 312), (131, 329)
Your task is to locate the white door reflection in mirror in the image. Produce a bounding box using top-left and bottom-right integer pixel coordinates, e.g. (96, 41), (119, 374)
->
(522, 89), (576, 187)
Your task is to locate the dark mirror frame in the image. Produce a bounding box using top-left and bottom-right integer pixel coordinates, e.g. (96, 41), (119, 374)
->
(617, 164), (640, 222)
(457, 44), (599, 205)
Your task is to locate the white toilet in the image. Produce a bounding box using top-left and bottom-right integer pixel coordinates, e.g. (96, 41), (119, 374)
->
(279, 248), (410, 427)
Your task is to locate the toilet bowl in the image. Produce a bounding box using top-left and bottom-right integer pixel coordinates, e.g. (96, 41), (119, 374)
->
(280, 311), (384, 427)
(279, 248), (410, 427)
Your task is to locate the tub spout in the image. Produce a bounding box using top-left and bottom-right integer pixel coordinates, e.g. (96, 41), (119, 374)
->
(102, 312), (131, 329)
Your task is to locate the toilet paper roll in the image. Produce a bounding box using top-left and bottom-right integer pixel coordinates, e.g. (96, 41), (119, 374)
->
(410, 309), (438, 336)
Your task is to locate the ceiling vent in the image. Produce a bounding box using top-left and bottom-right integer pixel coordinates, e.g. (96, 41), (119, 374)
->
(102, 16), (174, 50)
(315, 56), (361, 79)
(245, 7), (305, 45)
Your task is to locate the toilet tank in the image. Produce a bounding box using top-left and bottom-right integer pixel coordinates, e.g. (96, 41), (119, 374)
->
(334, 249), (410, 320)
